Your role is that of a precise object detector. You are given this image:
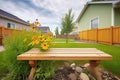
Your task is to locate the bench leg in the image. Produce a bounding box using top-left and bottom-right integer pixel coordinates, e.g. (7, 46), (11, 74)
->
(28, 60), (36, 80)
(87, 60), (102, 80)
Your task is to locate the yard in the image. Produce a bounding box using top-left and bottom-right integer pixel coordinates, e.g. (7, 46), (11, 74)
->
(53, 41), (120, 76)
(0, 38), (120, 79)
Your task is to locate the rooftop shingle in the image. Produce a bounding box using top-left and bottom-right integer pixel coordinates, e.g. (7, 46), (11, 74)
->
(0, 9), (29, 25)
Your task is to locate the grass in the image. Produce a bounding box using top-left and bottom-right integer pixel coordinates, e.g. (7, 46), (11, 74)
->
(52, 42), (120, 76)
(54, 38), (75, 43)
(0, 51), (8, 79)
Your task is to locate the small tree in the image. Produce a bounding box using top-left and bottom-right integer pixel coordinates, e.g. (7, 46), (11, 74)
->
(61, 9), (74, 43)
(55, 27), (59, 36)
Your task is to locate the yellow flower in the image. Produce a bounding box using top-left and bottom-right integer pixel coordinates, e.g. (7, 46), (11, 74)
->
(44, 37), (51, 42)
(46, 32), (52, 36)
(23, 38), (27, 42)
(31, 26), (36, 31)
(38, 34), (44, 38)
(28, 41), (35, 46)
(32, 36), (38, 40)
(41, 43), (49, 50)
(42, 38), (49, 42)
(25, 34), (30, 37)
(51, 42), (55, 46)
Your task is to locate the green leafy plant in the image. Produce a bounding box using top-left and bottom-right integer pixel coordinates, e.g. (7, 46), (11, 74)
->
(34, 61), (55, 80)
(3, 31), (33, 80)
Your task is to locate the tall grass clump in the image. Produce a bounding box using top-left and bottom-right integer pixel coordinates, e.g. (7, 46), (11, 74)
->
(3, 31), (57, 80)
(3, 31), (33, 80)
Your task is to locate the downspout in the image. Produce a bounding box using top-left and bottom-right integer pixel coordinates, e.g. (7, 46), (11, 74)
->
(111, 4), (114, 26)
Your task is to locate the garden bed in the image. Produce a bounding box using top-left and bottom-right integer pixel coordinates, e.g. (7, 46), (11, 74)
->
(48, 62), (119, 80)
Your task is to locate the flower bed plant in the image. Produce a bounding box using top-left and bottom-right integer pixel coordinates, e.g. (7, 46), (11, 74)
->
(2, 31), (56, 80)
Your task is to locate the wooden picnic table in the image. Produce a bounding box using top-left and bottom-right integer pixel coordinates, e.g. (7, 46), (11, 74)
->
(17, 48), (112, 80)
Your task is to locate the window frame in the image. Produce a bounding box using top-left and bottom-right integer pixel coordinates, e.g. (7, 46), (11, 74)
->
(90, 17), (99, 29)
(7, 23), (16, 29)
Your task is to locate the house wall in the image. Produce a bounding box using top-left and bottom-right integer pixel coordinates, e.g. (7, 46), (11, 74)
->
(114, 8), (120, 26)
(78, 4), (112, 31)
(0, 17), (29, 30)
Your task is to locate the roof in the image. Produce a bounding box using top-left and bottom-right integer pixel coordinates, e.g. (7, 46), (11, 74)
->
(88, 1), (120, 4)
(36, 26), (50, 33)
(0, 9), (29, 25)
(77, 0), (120, 22)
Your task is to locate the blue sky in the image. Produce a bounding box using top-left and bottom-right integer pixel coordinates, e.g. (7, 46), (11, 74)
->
(0, 0), (91, 34)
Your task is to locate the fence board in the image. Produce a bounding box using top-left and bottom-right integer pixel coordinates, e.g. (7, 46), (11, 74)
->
(88, 29), (97, 41)
(113, 27), (120, 44)
(79, 27), (120, 45)
(98, 28), (111, 43)
(0, 27), (22, 45)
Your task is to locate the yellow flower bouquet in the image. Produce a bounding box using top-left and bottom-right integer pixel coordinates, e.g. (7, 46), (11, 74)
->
(24, 32), (54, 51)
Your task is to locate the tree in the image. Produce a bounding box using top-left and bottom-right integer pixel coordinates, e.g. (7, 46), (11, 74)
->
(61, 9), (74, 43)
(55, 27), (59, 36)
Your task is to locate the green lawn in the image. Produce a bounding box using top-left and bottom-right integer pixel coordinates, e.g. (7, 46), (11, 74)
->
(53, 42), (120, 76)
(54, 38), (75, 43)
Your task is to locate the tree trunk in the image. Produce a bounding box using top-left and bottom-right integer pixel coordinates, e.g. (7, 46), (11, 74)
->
(66, 33), (68, 43)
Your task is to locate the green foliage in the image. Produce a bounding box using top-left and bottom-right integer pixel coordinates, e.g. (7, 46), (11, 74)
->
(55, 27), (59, 36)
(61, 9), (75, 43)
(3, 31), (33, 80)
(34, 61), (56, 80)
(61, 9), (74, 34)
(0, 51), (8, 80)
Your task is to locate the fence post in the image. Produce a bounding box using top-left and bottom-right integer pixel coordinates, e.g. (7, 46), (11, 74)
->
(110, 26), (113, 45)
(87, 30), (88, 41)
(96, 28), (98, 43)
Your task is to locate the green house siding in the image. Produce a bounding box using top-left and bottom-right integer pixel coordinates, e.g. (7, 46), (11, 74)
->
(115, 8), (120, 26)
(78, 4), (112, 31)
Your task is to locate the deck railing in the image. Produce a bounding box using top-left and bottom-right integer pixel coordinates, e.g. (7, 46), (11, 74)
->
(79, 26), (120, 45)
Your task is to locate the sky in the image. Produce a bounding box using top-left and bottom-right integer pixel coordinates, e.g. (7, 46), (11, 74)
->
(0, 0), (91, 34)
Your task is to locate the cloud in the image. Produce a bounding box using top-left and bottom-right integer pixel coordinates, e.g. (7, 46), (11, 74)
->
(0, 0), (91, 34)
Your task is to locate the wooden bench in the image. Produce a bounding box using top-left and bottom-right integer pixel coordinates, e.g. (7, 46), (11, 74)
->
(17, 48), (112, 80)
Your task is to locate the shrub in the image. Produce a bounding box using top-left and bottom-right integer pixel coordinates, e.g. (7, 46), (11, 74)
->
(34, 61), (56, 80)
(3, 31), (56, 80)
(3, 31), (33, 80)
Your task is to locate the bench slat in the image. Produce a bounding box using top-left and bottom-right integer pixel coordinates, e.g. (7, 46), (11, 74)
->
(17, 48), (112, 60)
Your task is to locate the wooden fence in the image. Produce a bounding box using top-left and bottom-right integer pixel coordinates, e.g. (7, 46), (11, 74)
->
(79, 26), (120, 45)
(0, 26), (22, 45)
(56, 35), (79, 40)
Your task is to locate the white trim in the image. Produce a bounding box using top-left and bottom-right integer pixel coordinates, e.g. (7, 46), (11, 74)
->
(90, 16), (99, 29)
(111, 6), (114, 26)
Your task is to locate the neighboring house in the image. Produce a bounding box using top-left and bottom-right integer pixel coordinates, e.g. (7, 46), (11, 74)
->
(77, 1), (120, 32)
(0, 9), (29, 30)
(36, 26), (50, 33)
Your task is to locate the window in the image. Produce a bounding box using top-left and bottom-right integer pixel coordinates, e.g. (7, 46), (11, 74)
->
(7, 23), (16, 29)
(7, 23), (11, 28)
(91, 17), (98, 29)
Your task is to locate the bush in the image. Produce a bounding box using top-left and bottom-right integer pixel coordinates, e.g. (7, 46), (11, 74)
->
(2, 31), (56, 80)
(0, 51), (8, 80)
(34, 61), (56, 80)
(3, 31), (33, 80)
